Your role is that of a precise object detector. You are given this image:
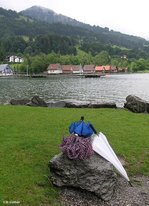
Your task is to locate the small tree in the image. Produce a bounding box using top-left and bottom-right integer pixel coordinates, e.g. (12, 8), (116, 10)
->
(94, 51), (110, 65)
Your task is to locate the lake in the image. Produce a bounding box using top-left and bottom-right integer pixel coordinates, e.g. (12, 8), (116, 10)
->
(1, 73), (149, 107)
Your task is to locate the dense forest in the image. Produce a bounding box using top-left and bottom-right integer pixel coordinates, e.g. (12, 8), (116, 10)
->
(1, 6), (149, 73)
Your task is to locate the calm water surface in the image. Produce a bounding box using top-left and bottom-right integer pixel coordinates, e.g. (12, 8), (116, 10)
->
(1, 73), (149, 107)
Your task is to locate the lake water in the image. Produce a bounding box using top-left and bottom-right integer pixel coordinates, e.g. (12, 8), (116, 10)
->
(1, 73), (149, 107)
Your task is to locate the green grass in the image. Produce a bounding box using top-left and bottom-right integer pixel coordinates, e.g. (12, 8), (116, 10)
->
(0, 106), (149, 205)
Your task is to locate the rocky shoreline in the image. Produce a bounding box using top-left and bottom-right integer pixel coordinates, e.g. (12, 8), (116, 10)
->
(9, 95), (117, 109)
(8, 95), (149, 114)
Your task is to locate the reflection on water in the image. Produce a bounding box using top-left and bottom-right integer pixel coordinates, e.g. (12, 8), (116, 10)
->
(1, 73), (149, 107)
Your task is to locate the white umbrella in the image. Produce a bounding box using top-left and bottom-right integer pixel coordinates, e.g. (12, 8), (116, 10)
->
(92, 132), (130, 183)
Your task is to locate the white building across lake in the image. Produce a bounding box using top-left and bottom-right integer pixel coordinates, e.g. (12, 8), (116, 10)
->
(0, 64), (13, 76)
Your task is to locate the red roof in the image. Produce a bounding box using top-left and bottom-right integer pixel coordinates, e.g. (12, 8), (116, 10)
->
(95, 65), (112, 72)
(72, 65), (81, 71)
(62, 65), (72, 71)
(95, 66), (104, 71)
(47, 64), (61, 70)
(104, 65), (111, 71)
(83, 65), (95, 71)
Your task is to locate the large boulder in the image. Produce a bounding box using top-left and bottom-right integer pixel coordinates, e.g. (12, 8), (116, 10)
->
(27, 95), (48, 107)
(124, 95), (149, 113)
(49, 152), (117, 201)
(47, 100), (90, 108)
(47, 100), (117, 108)
(88, 102), (117, 108)
(10, 98), (30, 105)
(65, 100), (89, 108)
(47, 100), (67, 108)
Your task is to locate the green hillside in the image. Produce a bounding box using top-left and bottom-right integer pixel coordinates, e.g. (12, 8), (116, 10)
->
(0, 6), (149, 58)
(1, 6), (149, 72)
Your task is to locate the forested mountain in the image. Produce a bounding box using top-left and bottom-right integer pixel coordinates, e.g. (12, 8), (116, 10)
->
(20, 6), (149, 50)
(20, 6), (88, 28)
(1, 6), (149, 72)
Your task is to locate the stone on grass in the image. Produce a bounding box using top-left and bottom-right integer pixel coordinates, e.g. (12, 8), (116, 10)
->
(49, 152), (117, 201)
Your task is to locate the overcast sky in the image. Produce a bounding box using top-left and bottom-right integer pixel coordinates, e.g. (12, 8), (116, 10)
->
(0, 0), (149, 40)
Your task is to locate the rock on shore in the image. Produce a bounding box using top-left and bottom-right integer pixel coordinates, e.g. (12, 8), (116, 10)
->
(10, 95), (48, 107)
(124, 95), (149, 113)
(47, 100), (117, 108)
(10, 96), (117, 108)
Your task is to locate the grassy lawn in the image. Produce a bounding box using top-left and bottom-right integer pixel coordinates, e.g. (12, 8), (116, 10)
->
(0, 106), (149, 205)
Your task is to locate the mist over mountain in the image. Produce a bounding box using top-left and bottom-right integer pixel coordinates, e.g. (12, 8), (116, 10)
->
(20, 6), (149, 49)
(20, 5), (92, 29)
(1, 5), (149, 62)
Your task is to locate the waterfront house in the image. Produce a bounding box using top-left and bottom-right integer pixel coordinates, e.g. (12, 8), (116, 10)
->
(103, 65), (111, 72)
(95, 66), (105, 73)
(8, 55), (24, 63)
(95, 65), (118, 73)
(100, 65), (113, 73)
(72, 65), (83, 74)
(104, 65), (118, 73)
(83, 65), (95, 74)
(0, 64), (13, 76)
(111, 66), (118, 73)
(47, 64), (62, 74)
(62, 65), (73, 74)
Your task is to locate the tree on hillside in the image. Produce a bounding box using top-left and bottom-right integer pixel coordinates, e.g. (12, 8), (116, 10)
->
(94, 51), (110, 65)
(30, 54), (49, 73)
(130, 59), (149, 72)
(33, 34), (77, 55)
(111, 57), (129, 68)
(1, 36), (27, 54)
(0, 47), (6, 62)
(76, 52), (94, 66)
